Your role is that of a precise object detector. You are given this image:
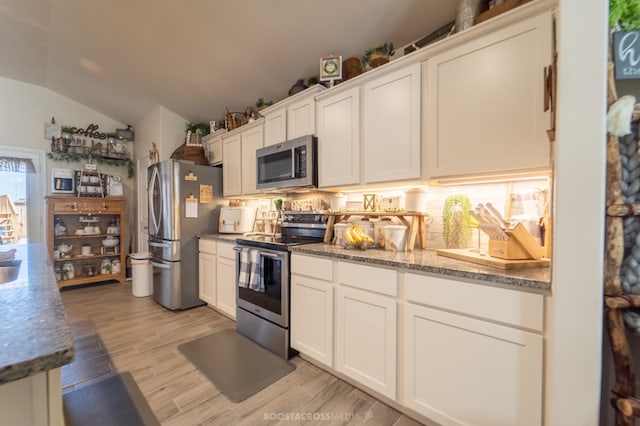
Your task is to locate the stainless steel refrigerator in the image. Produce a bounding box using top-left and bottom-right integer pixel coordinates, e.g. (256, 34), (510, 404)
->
(148, 159), (222, 310)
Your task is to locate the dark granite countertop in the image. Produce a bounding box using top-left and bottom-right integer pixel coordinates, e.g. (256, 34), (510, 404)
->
(290, 243), (551, 295)
(199, 233), (240, 243)
(0, 243), (74, 384)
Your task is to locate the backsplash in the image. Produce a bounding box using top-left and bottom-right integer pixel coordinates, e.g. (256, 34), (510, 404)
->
(223, 177), (551, 252)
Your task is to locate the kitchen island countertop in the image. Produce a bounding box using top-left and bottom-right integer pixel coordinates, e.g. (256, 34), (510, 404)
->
(291, 243), (551, 295)
(0, 243), (74, 384)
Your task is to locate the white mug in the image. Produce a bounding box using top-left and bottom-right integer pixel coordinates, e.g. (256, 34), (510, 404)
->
(53, 249), (60, 260)
(81, 245), (91, 256)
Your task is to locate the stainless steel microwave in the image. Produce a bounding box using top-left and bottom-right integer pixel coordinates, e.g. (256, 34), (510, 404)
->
(256, 135), (317, 190)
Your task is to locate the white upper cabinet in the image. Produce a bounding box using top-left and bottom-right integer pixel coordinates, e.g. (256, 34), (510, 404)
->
(364, 62), (421, 183)
(240, 122), (264, 196)
(202, 132), (223, 166)
(221, 120), (264, 197)
(287, 96), (316, 139)
(425, 11), (552, 179)
(317, 86), (361, 188)
(262, 84), (326, 147)
(222, 133), (242, 197)
(263, 108), (287, 146)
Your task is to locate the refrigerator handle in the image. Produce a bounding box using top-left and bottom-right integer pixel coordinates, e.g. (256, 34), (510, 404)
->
(148, 166), (161, 235)
(151, 261), (170, 269)
(149, 241), (170, 248)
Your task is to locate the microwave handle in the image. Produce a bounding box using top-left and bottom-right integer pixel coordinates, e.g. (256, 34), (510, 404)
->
(291, 148), (296, 178)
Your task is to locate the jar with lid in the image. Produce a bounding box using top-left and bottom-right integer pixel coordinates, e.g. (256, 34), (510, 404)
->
(100, 258), (112, 275)
(54, 266), (62, 281)
(107, 219), (119, 235)
(83, 263), (96, 277)
(111, 259), (121, 274)
(62, 261), (75, 280)
(54, 217), (67, 236)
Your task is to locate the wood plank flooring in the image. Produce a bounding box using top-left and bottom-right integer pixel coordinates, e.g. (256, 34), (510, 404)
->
(60, 282), (423, 425)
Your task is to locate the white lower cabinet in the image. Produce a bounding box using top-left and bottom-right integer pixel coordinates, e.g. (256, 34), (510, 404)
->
(198, 251), (217, 306)
(290, 254), (543, 425)
(198, 239), (217, 306)
(290, 274), (334, 367)
(335, 285), (397, 399)
(401, 272), (543, 426)
(402, 303), (542, 426)
(216, 241), (237, 319)
(291, 253), (334, 367)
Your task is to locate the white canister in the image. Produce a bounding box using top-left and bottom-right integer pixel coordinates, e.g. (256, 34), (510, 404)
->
(384, 225), (408, 252)
(404, 188), (428, 212)
(330, 193), (347, 210)
(333, 223), (351, 245)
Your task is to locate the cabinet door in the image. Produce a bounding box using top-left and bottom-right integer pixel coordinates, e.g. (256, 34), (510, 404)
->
(287, 96), (316, 139)
(291, 274), (333, 367)
(240, 125), (264, 195)
(216, 255), (236, 319)
(317, 87), (361, 187)
(198, 252), (216, 306)
(263, 108), (287, 147)
(425, 12), (552, 178)
(402, 303), (542, 426)
(206, 135), (223, 165)
(335, 285), (396, 399)
(222, 134), (242, 197)
(364, 62), (421, 183)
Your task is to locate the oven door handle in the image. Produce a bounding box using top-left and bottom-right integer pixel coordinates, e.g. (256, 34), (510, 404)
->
(259, 252), (280, 259)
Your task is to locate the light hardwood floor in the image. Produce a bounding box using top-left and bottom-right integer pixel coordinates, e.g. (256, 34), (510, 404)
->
(60, 282), (423, 425)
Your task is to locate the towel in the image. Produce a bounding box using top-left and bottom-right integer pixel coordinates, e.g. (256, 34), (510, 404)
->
(237, 248), (264, 292)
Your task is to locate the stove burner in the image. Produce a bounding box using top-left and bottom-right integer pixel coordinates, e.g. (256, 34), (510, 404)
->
(236, 210), (328, 251)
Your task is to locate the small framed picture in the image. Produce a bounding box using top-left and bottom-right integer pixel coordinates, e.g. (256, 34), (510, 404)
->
(319, 55), (342, 81)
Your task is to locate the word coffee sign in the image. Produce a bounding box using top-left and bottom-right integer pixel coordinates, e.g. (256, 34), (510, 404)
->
(614, 31), (640, 80)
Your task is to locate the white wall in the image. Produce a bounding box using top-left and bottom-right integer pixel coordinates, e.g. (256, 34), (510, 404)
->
(546, 1), (607, 425)
(0, 76), (134, 244)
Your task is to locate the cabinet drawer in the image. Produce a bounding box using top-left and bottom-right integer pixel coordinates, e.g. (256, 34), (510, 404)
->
(217, 241), (235, 259)
(337, 261), (397, 297)
(198, 238), (217, 255)
(404, 273), (543, 331)
(50, 199), (124, 213)
(291, 254), (333, 281)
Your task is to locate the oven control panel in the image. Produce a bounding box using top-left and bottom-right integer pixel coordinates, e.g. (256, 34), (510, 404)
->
(282, 211), (328, 225)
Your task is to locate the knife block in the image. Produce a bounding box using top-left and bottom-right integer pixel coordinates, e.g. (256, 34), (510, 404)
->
(488, 238), (531, 260)
(488, 223), (544, 260)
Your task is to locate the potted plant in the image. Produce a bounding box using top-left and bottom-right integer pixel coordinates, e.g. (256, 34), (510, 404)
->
(361, 42), (395, 69)
(273, 198), (283, 210)
(255, 98), (273, 111)
(442, 194), (472, 249)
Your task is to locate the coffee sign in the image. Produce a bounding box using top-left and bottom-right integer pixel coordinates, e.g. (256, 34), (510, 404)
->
(614, 31), (640, 80)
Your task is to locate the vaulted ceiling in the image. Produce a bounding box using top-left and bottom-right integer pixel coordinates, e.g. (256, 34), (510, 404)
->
(0, 0), (456, 125)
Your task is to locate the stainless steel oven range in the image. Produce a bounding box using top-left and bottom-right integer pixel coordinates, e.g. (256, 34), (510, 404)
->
(234, 210), (327, 359)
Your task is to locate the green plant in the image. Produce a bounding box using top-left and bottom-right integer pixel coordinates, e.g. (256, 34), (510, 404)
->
(186, 122), (210, 136)
(255, 98), (273, 108)
(361, 42), (395, 68)
(61, 126), (74, 134)
(610, 0), (640, 30)
(442, 194), (472, 248)
(273, 198), (283, 209)
(307, 76), (319, 86)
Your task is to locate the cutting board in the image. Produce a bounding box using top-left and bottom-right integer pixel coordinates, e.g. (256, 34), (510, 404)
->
(436, 249), (550, 270)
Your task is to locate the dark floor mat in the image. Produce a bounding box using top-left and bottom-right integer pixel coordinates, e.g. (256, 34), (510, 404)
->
(63, 372), (159, 426)
(178, 328), (296, 403)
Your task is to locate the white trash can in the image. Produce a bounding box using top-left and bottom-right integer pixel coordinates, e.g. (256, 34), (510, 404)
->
(130, 252), (152, 297)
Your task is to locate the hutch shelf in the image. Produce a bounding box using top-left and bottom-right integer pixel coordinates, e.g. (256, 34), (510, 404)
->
(46, 195), (127, 288)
